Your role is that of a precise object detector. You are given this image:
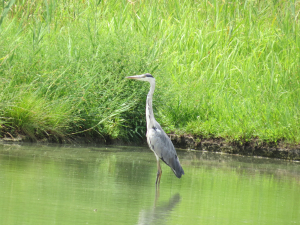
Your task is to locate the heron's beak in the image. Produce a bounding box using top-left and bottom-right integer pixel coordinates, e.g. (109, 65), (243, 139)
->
(126, 75), (145, 80)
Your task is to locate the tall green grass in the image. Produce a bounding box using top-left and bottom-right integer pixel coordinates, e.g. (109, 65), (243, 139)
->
(156, 0), (300, 143)
(0, 0), (299, 143)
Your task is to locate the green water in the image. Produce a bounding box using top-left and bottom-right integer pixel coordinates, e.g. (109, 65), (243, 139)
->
(0, 144), (299, 225)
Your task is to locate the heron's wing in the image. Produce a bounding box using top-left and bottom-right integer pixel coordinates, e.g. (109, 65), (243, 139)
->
(147, 122), (184, 178)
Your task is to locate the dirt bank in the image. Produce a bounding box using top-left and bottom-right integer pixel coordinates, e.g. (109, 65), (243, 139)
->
(1, 133), (300, 161)
(169, 134), (300, 161)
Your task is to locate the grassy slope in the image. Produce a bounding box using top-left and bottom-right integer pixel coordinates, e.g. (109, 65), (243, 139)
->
(0, 0), (299, 143)
(158, 0), (300, 143)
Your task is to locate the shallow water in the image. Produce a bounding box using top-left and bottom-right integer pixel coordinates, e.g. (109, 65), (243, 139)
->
(0, 143), (299, 225)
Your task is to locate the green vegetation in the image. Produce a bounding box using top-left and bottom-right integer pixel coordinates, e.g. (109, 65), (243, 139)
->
(0, 0), (299, 143)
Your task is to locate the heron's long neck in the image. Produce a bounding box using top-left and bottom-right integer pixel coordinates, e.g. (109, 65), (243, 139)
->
(146, 80), (156, 129)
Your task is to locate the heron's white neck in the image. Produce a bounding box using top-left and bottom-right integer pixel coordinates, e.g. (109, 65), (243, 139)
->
(146, 79), (156, 129)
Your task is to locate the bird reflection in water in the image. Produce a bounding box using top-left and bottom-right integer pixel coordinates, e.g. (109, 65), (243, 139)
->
(137, 190), (181, 225)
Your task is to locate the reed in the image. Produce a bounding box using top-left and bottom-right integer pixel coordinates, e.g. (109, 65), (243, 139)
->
(0, 0), (299, 143)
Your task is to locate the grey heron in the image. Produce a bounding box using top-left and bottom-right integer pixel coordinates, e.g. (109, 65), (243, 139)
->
(126, 73), (184, 186)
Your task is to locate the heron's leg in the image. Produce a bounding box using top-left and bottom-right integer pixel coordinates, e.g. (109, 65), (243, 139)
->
(155, 159), (162, 186)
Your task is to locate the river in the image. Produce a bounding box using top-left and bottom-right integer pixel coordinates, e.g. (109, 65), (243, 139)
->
(0, 143), (299, 224)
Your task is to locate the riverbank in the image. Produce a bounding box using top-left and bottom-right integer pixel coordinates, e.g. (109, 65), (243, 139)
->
(1, 1), (300, 150)
(1, 133), (300, 161)
(169, 135), (300, 161)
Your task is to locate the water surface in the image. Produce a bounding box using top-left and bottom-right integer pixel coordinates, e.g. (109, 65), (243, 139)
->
(0, 143), (299, 224)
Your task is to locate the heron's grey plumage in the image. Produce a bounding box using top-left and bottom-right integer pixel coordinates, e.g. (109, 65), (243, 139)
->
(147, 123), (184, 178)
(126, 73), (184, 184)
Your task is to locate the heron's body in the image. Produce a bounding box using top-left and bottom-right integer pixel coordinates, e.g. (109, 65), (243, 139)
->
(126, 73), (184, 185)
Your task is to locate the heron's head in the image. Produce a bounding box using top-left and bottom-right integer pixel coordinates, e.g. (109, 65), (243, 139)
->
(126, 73), (155, 82)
